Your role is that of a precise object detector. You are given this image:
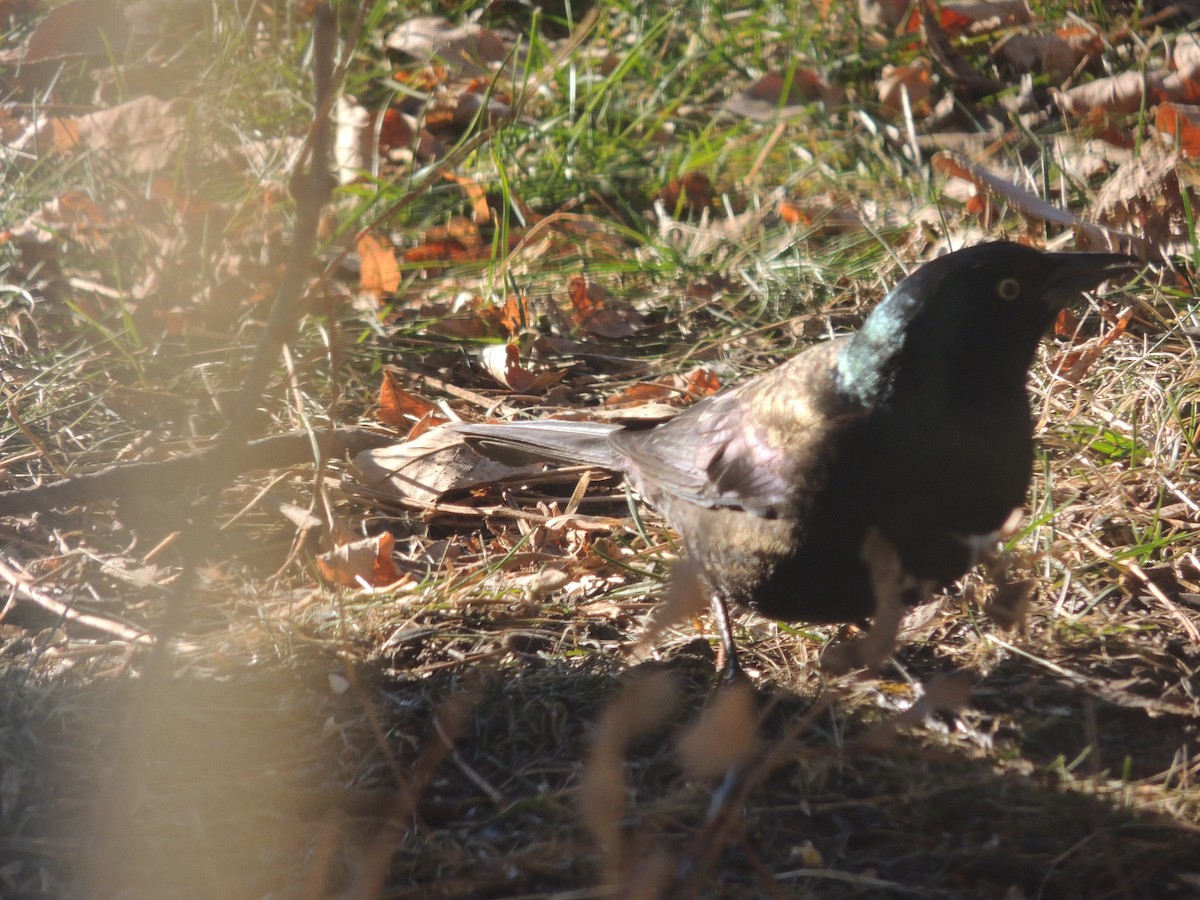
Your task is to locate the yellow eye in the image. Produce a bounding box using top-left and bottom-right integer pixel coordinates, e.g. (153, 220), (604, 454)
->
(996, 278), (1021, 301)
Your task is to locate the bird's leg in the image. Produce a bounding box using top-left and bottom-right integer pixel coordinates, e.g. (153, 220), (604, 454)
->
(709, 593), (743, 683)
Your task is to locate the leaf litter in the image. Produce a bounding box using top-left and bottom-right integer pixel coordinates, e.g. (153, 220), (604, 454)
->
(0, 1), (1198, 898)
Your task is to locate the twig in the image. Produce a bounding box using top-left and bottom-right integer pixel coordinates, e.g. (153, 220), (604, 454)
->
(0, 426), (394, 516)
(223, 3), (340, 444)
(0, 556), (153, 645)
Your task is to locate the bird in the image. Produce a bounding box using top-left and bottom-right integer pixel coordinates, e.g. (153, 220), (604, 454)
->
(449, 242), (1138, 680)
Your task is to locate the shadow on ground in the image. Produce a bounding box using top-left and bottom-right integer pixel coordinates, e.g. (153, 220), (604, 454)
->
(0, 638), (1197, 899)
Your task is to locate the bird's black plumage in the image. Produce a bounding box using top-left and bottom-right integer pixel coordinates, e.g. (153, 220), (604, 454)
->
(451, 242), (1137, 677)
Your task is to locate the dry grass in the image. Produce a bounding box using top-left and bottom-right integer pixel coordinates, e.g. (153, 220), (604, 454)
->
(1, 1), (1199, 898)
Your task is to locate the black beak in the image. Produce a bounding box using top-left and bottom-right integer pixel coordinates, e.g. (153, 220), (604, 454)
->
(1043, 252), (1141, 307)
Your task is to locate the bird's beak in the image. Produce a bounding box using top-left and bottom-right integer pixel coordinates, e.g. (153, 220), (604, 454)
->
(1044, 252), (1141, 308)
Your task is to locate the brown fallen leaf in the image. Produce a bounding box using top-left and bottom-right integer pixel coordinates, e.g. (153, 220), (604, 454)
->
(1047, 307), (1132, 382)
(54, 95), (191, 174)
(1155, 102), (1200, 157)
(658, 171), (714, 218)
(567, 275), (643, 339)
(878, 57), (933, 113)
(998, 26), (1100, 84)
(353, 427), (553, 506)
(1056, 60), (1200, 118)
(315, 533), (402, 588)
(478, 342), (570, 393)
(723, 68), (843, 120)
(376, 370), (443, 432)
(386, 16), (513, 78)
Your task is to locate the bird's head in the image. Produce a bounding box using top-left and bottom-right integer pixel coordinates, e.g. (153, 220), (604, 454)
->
(836, 241), (1139, 405)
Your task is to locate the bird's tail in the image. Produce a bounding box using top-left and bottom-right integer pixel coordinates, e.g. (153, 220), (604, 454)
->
(447, 420), (626, 471)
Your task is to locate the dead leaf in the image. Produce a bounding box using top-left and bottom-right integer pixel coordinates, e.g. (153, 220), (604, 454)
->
(315, 533), (401, 588)
(723, 68), (843, 120)
(56, 95), (191, 174)
(1056, 60), (1200, 118)
(20, 0), (129, 64)
(567, 276), (643, 338)
(1, 190), (120, 252)
(878, 58), (933, 113)
(442, 171), (492, 225)
(356, 231), (401, 296)
(377, 370), (443, 431)
(478, 342), (569, 393)
(1092, 142), (1197, 259)
(999, 27), (1099, 84)
(858, 0), (911, 29)
(1155, 103), (1200, 157)
(906, 0), (1030, 36)
(386, 16), (513, 78)
(658, 171), (714, 218)
(1048, 307), (1132, 382)
(353, 427), (553, 506)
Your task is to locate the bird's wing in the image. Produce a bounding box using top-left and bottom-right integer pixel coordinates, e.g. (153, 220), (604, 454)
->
(612, 339), (856, 517)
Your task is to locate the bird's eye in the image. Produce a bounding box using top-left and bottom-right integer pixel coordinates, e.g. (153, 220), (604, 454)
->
(996, 278), (1021, 301)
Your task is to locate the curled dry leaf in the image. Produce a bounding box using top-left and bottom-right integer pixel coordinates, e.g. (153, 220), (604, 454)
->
(478, 342), (569, 393)
(1056, 59), (1200, 118)
(352, 426), (551, 505)
(315, 532), (402, 588)
(376, 369), (443, 432)
(676, 681), (760, 780)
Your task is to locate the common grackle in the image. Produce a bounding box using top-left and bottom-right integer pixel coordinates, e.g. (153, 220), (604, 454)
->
(451, 242), (1138, 679)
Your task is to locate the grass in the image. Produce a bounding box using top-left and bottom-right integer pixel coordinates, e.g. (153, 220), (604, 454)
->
(1, 0), (1199, 897)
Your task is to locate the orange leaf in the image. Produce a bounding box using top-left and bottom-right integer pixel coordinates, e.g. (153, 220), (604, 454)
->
(602, 382), (676, 407)
(315, 533), (401, 588)
(779, 200), (811, 226)
(684, 367), (721, 399)
(1155, 103), (1200, 157)
(357, 231), (400, 295)
(1048, 309), (1132, 381)
(377, 370), (442, 430)
(567, 275), (643, 338)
